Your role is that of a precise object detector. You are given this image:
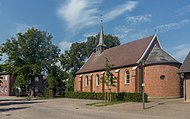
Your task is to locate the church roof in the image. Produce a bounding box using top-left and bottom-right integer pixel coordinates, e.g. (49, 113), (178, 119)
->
(179, 52), (190, 73)
(76, 34), (180, 74)
(76, 35), (155, 74)
(145, 45), (179, 65)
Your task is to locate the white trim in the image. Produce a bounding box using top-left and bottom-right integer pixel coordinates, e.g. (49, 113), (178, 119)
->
(155, 34), (162, 49)
(132, 66), (137, 70)
(137, 34), (159, 64)
(101, 71), (105, 74)
(79, 75), (83, 78)
(85, 75), (88, 86)
(115, 69), (120, 73)
(96, 75), (100, 86)
(90, 73), (93, 76)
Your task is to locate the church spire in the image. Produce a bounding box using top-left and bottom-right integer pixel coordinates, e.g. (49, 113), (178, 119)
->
(96, 15), (107, 55)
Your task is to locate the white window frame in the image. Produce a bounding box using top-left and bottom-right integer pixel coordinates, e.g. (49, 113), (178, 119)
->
(85, 75), (88, 86)
(96, 74), (100, 86)
(124, 70), (130, 84)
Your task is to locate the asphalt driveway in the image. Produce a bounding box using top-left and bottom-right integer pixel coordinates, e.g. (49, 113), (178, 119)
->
(0, 96), (190, 119)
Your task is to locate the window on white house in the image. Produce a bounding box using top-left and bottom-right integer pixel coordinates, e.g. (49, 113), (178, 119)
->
(96, 74), (100, 86)
(124, 70), (130, 84)
(35, 87), (39, 92)
(85, 75), (88, 86)
(35, 77), (39, 82)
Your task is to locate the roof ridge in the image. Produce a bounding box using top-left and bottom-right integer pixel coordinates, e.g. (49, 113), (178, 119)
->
(103, 35), (155, 53)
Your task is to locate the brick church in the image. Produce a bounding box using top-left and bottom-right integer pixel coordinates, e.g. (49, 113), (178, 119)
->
(74, 22), (182, 98)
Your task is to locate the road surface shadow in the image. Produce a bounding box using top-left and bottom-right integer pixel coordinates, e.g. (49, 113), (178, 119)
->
(145, 102), (165, 109)
(0, 106), (30, 112)
(0, 101), (44, 106)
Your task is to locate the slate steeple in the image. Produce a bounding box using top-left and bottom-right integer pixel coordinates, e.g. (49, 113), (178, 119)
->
(96, 16), (107, 55)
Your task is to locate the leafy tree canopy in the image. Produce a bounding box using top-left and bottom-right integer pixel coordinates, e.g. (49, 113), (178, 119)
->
(1, 28), (60, 88)
(60, 34), (120, 75)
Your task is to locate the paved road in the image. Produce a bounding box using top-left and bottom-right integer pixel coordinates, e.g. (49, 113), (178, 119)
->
(0, 96), (190, 119)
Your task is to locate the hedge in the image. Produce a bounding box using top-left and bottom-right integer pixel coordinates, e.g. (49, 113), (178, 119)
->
(64, 92), (148, 102)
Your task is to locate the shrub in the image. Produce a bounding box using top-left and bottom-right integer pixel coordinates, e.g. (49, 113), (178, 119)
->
(65, 92), (148, 102)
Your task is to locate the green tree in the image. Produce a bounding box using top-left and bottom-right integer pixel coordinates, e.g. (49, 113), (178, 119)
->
(47, 65), (67, 97)
(1, 28), (60, 96)
(60, 34), (120, 91)
(101, 57), (116, 102)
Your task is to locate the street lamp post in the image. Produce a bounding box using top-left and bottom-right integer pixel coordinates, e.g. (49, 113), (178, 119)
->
(141, 59), (145, 110)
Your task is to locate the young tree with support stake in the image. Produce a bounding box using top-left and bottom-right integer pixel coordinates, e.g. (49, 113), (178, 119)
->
(101, 57), (116, 102)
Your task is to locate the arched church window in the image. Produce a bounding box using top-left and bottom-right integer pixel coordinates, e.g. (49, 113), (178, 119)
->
(85, 75), (88, 86)
(96, 74), (100, 86)
(124, 70), (130, 84)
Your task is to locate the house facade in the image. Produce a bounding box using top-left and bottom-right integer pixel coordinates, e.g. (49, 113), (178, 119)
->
(30, 75), (44, 96)
(0, 73), (15, 96)
(75, 23), (182, 98)
(0, 73), (44, 96)
(179, 52), (190, 102)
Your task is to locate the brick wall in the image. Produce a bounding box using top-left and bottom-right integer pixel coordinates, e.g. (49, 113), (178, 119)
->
(144, 64), (181, 97)
(75, 64), (182, 98)
(75, 66), (138, 93)
(0, 74), (11, 96)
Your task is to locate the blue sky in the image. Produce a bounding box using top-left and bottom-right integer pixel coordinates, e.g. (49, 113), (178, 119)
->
(0, 0), (190, 62)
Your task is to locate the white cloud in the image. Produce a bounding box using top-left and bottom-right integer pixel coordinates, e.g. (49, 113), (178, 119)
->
(155, 19), (190, 33)
(57, 0), (138, 33)
(126, 14), (152, 25)
(104, 1), (138, 22)
(168, 44), (190, 62)
(57, 0), (101, 32)
(113, 25), (153, 43)
(58, 40), (72, 53)
(174, 4), (190, 15)
(113, 26), (132, 41)
(114, 18), (190, 44)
